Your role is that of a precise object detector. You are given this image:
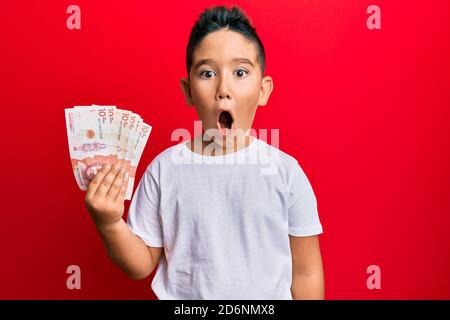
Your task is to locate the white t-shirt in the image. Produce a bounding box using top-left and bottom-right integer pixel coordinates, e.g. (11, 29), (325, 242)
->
(126, 137), (323, 299)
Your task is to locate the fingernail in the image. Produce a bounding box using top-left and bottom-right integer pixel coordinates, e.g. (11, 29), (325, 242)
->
(120, 167), (125, 174)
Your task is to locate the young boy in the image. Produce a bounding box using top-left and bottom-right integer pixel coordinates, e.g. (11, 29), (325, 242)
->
(85, 6), (324, 300)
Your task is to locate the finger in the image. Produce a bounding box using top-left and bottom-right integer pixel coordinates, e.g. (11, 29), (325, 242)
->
(115, 171), (130, 203)
(86, 163), (111, 197)
(95, 162), (123, 197)
(106, 167), (126, 200)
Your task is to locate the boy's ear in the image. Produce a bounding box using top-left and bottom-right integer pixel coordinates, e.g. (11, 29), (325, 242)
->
(258, 75), (274, 107)
(180, 77), (193, 106)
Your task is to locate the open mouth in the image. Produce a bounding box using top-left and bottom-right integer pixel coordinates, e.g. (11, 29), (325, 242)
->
(218, 110), (234, 130)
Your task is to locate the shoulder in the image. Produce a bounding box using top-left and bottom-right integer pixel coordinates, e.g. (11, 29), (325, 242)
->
(142, 142), (186, 177)
(256, 138), (302, 174)
(255, 139), (314, 193)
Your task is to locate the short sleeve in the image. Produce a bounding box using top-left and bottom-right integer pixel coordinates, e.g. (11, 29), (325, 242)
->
(126, 166), (164, 247)
(287, 161), (323, 237)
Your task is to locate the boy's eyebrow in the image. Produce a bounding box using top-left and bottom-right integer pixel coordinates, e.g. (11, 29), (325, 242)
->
(194, 58), (255, 69)
(232, 58), (255, 67)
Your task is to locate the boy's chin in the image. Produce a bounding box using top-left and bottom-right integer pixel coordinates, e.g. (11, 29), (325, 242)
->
(204, 127), (251, 148)
(211, 135), (235, 148)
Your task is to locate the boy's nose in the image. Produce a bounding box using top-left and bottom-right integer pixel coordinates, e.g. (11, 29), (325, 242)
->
(217, 92), (231, 100)
(216, 78), (232, 100)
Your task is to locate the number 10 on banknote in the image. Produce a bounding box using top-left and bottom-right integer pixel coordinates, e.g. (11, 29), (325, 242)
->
(65, 105), (151, 200)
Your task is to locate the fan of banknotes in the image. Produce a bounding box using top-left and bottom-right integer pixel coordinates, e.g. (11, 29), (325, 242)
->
(65, 105), (151, 200)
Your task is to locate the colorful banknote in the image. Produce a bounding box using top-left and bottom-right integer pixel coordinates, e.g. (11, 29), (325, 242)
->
(65, 105), (151, 200)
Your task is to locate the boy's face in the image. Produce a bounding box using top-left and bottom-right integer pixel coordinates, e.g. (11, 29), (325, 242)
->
(181, 29), (273, 142)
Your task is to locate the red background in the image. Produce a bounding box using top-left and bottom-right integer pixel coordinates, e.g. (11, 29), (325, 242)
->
(1, 0), (449, 299)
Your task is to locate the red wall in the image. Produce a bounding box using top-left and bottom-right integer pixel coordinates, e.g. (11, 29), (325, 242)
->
(1, 0), (449, 299)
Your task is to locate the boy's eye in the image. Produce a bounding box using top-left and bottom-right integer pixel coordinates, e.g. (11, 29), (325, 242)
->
(234, 68), (249, 78)
(199, 70), (216, 79)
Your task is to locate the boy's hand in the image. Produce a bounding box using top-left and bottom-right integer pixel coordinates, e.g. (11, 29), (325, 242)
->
(84, 161), (129, 229)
